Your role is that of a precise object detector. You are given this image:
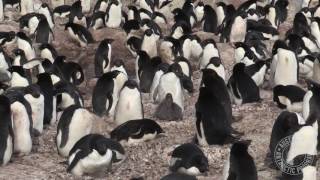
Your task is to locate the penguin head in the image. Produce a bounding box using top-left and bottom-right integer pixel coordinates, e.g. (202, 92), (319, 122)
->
(232, 63), (246, 74)
(109, 0), (120, 6)
(191, 155), (209, 173)
(208, 57), (221, 67)
(231, 140), (251, 155)
(123, 20), (140, 34)
(40, 3), (50, 9)
(101, 38), (114, 45)
(306, 80), (320, 93)
(169, 63), (194, 93)
(24, 84), (41, 98)
(237, 11), (248, 19)
(123, 80), (139, 89)
(201, 68), (222, 86)
(113, 58), (125, 68)
(144, 28), (154, 37)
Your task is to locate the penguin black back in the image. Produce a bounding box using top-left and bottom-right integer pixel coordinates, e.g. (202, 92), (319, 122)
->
(37, 73), (54, 125)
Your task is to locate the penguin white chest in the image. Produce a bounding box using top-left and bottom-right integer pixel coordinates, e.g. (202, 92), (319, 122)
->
(11, 72), (29, 87)
(230, 17), (246, 42)
(0, 53), (9, 70)
(106, 5), (122, 28)
(40, 49), (55, 63)
(24, 94), (44, 134)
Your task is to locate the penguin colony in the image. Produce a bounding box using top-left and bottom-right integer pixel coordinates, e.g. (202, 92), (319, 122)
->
(0, 0), (319, 179)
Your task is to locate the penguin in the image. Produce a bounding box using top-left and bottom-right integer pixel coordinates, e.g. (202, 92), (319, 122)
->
(244, 60), (268, 87)
(39, 43), (58, 63)
(216, 2), (236, 33)
(299, 55), (315, 78)
(126, 5), (140, 21)
(222, 140), (258, 180)
(35, 17), (54, 44)
(56, 105), (93, 157)
(270, 42), (298, 87)
(136, 0), (154, 12)
(114, 80), (143, 125)
(150, 63), (169, 102)
(152, 11), (167, 24)
(222, 11), (247, 43)
(67, 134), (126, 176)
(264, 4), (279, 28)
(92, 70), (128, 117)
(90, 11), (106, 30)
(110, 119), (164, 145)
(160, 173), (197, 180)
(273, 85), (306, 112)
(246, 8), (260, 21)
(274, 0), (288, 24)
(36, 73), (55, 126)
(9, 66), (30, 87)
(135, 51), (162, 93)
(179, 34), (203, 61)
(204, 57), (226, 82)
(38, 3), (54, 29)
(53, 5), (71, 18)
(139, 8), (152, 20)
(53, 56), (84, 86)
(122, 19), (140, 37)
(0, 95), (13, 166)
(202, 5), (217, 34)
(290, 12), (310, 37)
(16, 32), (36, 60)
(285, 34), (309, 58)
(110, 59), (128, 76)
(140, 19), (162, 37)
(20, 0), (34, 15)
(194, 1), (204, 23)
(170, 21), (192, 39)
(227, 63), (260, 105)
(126, 36), (142, 57)
(55, 81), (84, 111)
(303, 81), (320, 123)
(246, 20), (279, 40)
(105, 0), (122, 28)
(234, 42), (256, 64)
(12, 48), (28, 66)
(65, 22), (94, 47)
(310, 17), (320, 48)
(69, 1), (86, 27)
(0, 31), (16, 46)
(269, 111), (305, 169)
(141, 29), (159, 58)
(199, 39), (220, 70)
(159, 36), (180, 64)
(3, 89), (33, 155)
(93, 0), (109, 13)
(19, 13), (44, 34)
(80, 0), (91, 14)
(94, 38), (113, 77)
(169, 143), (208, 176)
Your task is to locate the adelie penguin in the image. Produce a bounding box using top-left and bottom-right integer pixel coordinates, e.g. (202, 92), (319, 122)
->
(54, 81), (84, 111)
(38, 3), (55, 29)
(159, 36), (180, 64)
(221, 11), (247, 43)
(105, 0), (122, 28)
(273, 85), (306, 112)
(90, 11), (106, 30)
(3, 89), (33, 156)
(199, 39), (220, 70)
(114, 80), (143, 125)
(202, 5), (218, 34)
(56, 105), (94, 157)
(244, 60), (268, 87)
(53, 56), (84, 86)
(65, 22), (94, 47)
(67, 134), (126, 176)
(39, 43), (58, 63)
(0, 31), (16, 46)
(35, 17), (54, 44)
(16, 32), (36, 60)
(169, 143), (208, 176)
(53, 5), (71, 18)
(135, 51), (162, 93)
(110, 119), (164, 145)
(92, 70), (128, 117)
(228, 63), (260, 105)
(69, 0), (86, 27)
(94, 39), (113, 77)
(141, 29), (159, 58)
(150, 63), (169, 102)
(205, 57), (226, 82)
(9, 66), (31, 87)
(222, 140), (258, 180)
(93, 0), (109, 13)
(19, 13), (44, 35)
(179, 34), (203, 61)
(0, 95), (14, 166)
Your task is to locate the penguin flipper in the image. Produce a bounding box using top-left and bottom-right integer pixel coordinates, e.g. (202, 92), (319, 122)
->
(67, 150), (87, 172)
(169, 159), (183, 172)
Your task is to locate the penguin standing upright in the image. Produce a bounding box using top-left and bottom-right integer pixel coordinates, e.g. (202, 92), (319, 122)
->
(114, 80), (143, 125)
(54, 81), (84, 111)
(38, 3), (55, 29)
(223, 141), (258, 180)
(94, 39), (113, 77)
(92, 70), (128, 117)
(9, 66), (30, 87)
(169, 143), (208, 176)
(244, 60), (267, 87)
(141, 29), (159, 58)
(199, 39), (220, 70)
(228, 63), (260, 105)
(69, 0), (86, 27)
(0, 95), (13, 166)
(65, 22), (94, 47)
(56, 105), (94, 157)
(202, 5), (217, 34)
(16, 32), (36, 60)
(150, 63), (169, 102)
(39, 43), (58, 63)
(20, 0), (34, 15)
(221, 11), (247, 43)
(53, 56), (84, 86)
(105, 0), (122, 28)
(67, 134), (126, 176)
(35, 17), (54, 44)
(205, 57), (226, 82)
(90, 11), (106, 30)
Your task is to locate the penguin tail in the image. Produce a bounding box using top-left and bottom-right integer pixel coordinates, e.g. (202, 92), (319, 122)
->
(154, 93), (182, 121)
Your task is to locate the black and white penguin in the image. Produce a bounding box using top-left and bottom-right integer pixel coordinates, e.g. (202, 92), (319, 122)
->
(215, 2), (236, 32)
(110, 119), (164, 145)
(194, 1), (204, 23)
(150, 63), (169, 102)
(20, 0), (34, 15)
(140, 18), (162, 37)
(105, 0), (122, 28)
(16, 32), (36, 60)
(264, 4), (279, 28)
(246, 20), (279, 40)
(53, 56), (84, 85)
(135, 51), (162, 93)
(93, 0), (109, 13)
(273, 85), (306, 112)
(228, 63), (260, 105)
(169, 143), (208, 176)
(122, 19), (140, 38)
(69, 0), (86, 27)
(90, 11), (106, 30)
(92, 70), (128, 117)
(39, 43), (58, 63)
(8, 66), (30, 87)
(299, 55), (315, 78)
(244, 60), (268, 87)
(12, 48), (28, 66)
(55, 81), (84, 111)
(110, 59), (128, 76)
(67, 134), (126, 176)
(179, 34), (203, 61)
(202, 5), (217, 34)
(114, 80), (143, 125)
(152, 11), (167, 24)
(3, 89), (33, 155)
(0, 31), (16, 46)
(36, 73), (55, 126)
(141, 29), (159, 58)
(0, 95), (13, 166)
(221, 11), (247, 43)
(53, 5), (71, 18)
(126, 36), (142, 57)
(159, 36), (180, 64)
(234, 42), (256, 64)
(199, 39), (220, 70)
(139, 8), (152, 20)
(274, 0), (288, 24)
(94, 38), (113, 77)
(35, 17), (54, 44)
(223, 140), (258, 180)
(65, 22), (94, 47)
(170, 21), (192, 39)
(303, 81), (320, 121)
(160, 173), (197, 180)
(56, 105), (94, 157)
(38, 3), (54, 29)
(204, 57), (226, 82)
(126, 5), (140, 21)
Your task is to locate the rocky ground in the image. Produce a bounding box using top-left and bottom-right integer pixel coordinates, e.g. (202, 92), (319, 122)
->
(0, 0), (319, 180)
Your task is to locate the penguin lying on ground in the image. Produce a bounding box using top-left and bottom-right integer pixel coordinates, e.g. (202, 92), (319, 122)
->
(65, 22), (94, 47)
(273, 85), (306, 112)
